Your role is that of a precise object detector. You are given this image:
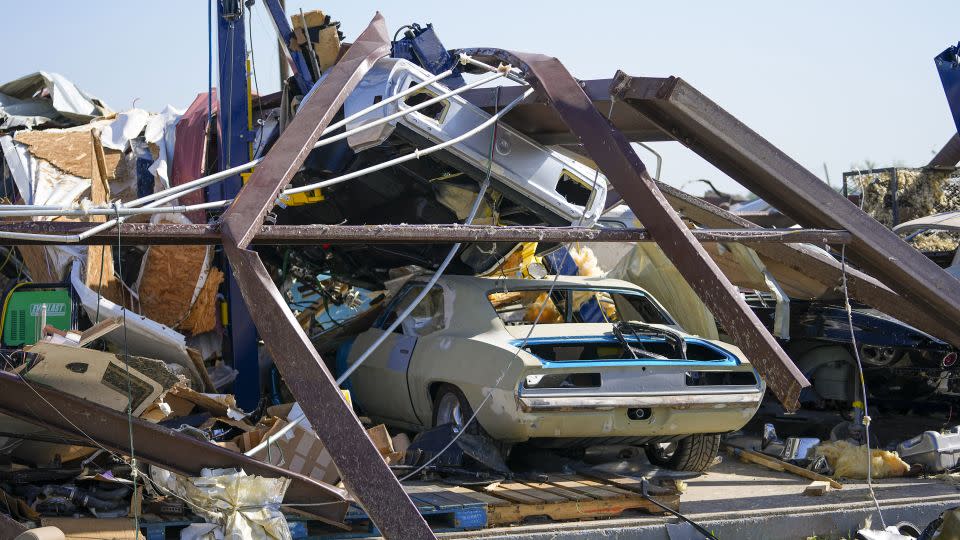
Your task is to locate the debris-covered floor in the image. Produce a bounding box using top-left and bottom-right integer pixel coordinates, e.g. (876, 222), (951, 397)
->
(1, 3), (960, 540)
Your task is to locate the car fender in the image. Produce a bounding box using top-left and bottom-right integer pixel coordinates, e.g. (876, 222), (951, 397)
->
(407, 336), (531, 435)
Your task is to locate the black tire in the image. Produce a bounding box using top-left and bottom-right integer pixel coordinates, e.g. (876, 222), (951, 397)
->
(431, 384), (475, 430)
(645, 434), (721, 472)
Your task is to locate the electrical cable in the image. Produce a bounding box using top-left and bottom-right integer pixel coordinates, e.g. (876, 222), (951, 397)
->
(114, 204), (141, 539)
(640, 478), (718, 540)
(248, 0), (265, 158)
(392, 24), (415, 43)
(0, 353), (124, 462)
(335, 83), (508, 386)
(840, 244), (886, 529)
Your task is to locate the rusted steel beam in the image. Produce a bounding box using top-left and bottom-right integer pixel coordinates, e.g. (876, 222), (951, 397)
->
(612, 73), (960, 344)
(0, 221), (852, 245)
(217, 13), (435, 540)
(657, 181), (960, 347)
(929, 133), (960, 168)
(459, 79), (669, 145)
(462, 49), (809, 409)
(220, 16), (388, 250)
(462, 77), (960, 346)
(0, 371), (349, 525)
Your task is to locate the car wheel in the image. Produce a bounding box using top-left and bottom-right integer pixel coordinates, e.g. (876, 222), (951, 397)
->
(432, 384), (474, 430)
(644, 434), (720, 472)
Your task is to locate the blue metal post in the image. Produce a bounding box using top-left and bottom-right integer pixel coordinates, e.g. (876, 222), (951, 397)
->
(262, 0), (315, 93)
(216, 0), (260, 410)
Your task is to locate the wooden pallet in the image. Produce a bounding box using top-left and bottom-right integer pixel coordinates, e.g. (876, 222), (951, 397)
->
(437, 473), (678, 527)
(335, 483), (489, 537)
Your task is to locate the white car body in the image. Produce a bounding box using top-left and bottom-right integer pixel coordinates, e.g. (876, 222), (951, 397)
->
(344, 275), (764, 446)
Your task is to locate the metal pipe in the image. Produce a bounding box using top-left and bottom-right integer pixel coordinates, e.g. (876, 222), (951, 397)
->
(0, 63), (462, 216)
(458, 53), (526, 84)
(0, 200), (231, 218)
(297, 69), (507, 152)
(284, 87), (535, 196)
(134, 66), (494, 210)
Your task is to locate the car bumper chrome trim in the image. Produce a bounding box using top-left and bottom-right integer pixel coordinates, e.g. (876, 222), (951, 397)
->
(518, 392), (763, 412)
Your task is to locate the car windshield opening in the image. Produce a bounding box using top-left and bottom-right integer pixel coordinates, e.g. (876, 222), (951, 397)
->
(487, 288), (672, 326)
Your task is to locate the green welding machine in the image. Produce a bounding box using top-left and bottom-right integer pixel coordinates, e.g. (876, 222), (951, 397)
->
(0, 283), (76, 347)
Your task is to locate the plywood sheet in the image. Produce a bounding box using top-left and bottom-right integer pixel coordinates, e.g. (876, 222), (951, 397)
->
(15, 129), (122, 180)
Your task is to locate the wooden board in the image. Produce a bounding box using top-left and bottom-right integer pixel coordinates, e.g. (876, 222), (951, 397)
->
(85, 132), (124, 306)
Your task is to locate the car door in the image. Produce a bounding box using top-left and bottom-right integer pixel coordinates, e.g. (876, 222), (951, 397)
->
(347, 283), (446, 426)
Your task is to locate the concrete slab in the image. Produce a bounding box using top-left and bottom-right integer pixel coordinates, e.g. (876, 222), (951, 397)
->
(438, 459), (960, 540)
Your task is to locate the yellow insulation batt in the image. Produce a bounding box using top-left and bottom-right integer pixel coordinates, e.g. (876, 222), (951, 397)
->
(815, 440), (910, 479)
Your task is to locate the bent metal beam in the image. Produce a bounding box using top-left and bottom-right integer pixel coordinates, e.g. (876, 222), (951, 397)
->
(611, 73), (960, 348)
(216, 13), (436, 540)
(0, 222), (851, 245)
(0, 371), (349, 525)
(461, 48), (809, 409)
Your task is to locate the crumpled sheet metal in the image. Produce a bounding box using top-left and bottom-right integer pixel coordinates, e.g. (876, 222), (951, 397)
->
(460, 47), (808, 409)
(219, 12), (435, 539)
(0, 71), (112, 130)
(152, 467), (292, 540)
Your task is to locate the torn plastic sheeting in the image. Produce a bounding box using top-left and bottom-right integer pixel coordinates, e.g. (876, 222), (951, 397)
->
(145, 105), (183, 191)
(69, 260), (202, 386)
(1, 135), (33, 202)
(1, 137), (89, 206)
(0, 71), (112, 130)
(150, 467), (292, 540)
(100, 108), (150, 151)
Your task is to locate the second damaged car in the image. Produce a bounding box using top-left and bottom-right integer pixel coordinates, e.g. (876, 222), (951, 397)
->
(343, 275), (764, 471)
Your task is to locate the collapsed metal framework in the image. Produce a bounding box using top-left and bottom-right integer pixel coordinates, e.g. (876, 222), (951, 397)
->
(0, 11), (958, 539)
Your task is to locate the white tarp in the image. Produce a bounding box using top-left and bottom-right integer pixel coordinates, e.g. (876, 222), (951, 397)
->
(0, 71), (111, 130)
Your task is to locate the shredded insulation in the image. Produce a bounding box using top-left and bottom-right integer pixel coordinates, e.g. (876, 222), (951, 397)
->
(852, 167), (960, 251)
(815, 440), (910, 479)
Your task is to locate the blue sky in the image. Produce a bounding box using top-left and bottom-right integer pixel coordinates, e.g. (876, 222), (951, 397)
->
(3, 1), (958, 196)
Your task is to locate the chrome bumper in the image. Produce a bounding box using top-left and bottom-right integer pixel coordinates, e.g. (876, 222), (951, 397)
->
(518, 392), (763, 412)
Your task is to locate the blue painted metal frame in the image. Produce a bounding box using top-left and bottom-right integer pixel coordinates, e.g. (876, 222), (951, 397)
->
(262, 0), (315, 94)
(391, 23), (465, 88)
(215, 0), (260, 410)
(511, 335), (741, 368)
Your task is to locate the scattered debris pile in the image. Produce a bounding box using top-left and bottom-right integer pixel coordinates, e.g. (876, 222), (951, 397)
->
(1, 4), (960, 540)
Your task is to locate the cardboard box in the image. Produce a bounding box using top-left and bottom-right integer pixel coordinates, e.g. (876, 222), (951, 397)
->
(250, 397), (388, 485)
(258, 403), (339, 485)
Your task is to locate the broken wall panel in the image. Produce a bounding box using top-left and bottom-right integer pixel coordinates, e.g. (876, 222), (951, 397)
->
(135, 214), (213, 330)
(610, 73), (960, 346)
